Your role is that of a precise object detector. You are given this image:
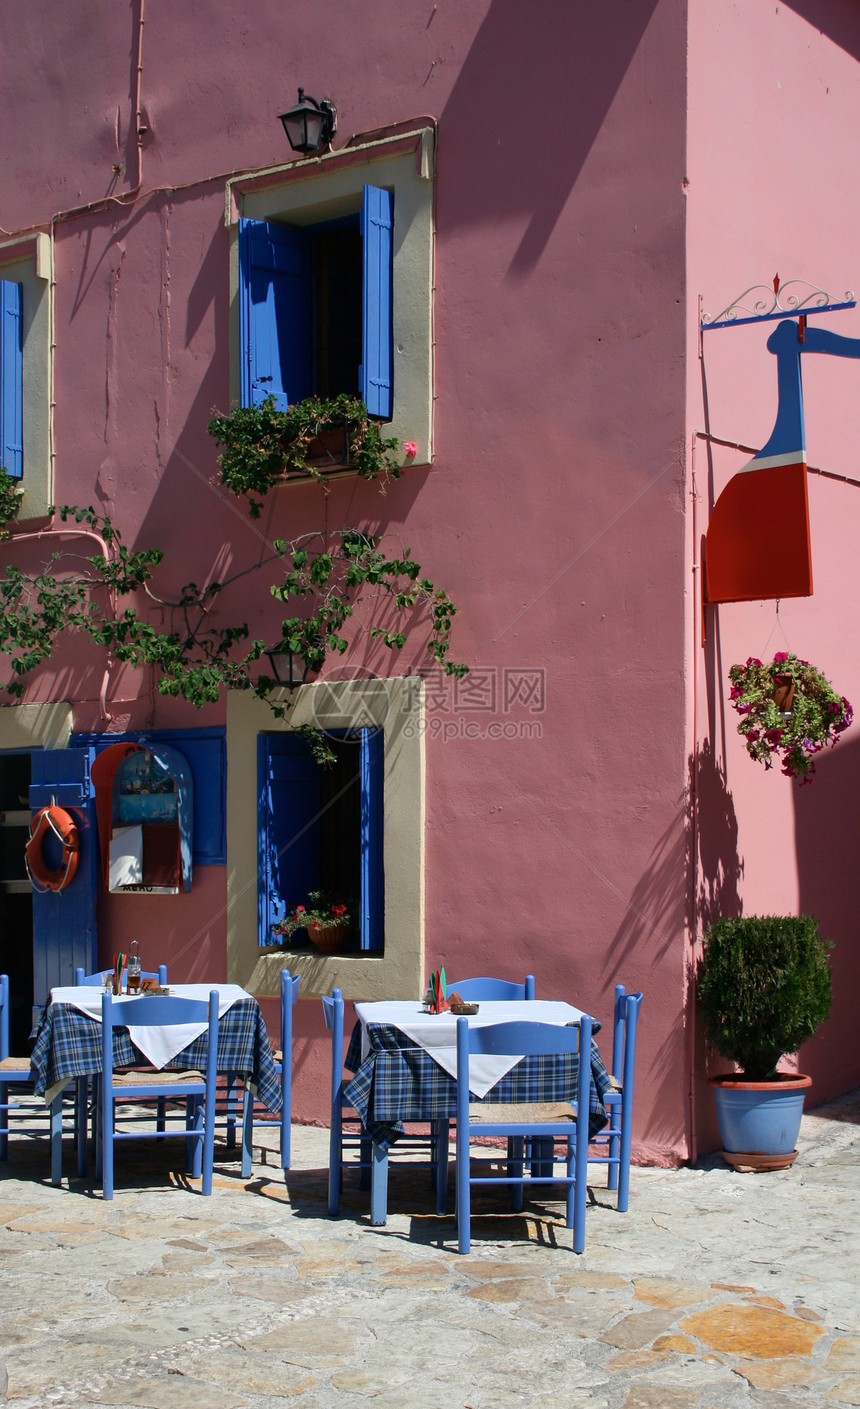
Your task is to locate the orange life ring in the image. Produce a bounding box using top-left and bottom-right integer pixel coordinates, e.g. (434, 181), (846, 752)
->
(25, 806), (80, 893)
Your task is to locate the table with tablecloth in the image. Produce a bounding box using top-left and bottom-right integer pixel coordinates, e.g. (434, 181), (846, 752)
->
(30, 983), (282, 1115)
(344, 999), (611, 1153)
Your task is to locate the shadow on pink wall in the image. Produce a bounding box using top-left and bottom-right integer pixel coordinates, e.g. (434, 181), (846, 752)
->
(794, 731), (860, 1104)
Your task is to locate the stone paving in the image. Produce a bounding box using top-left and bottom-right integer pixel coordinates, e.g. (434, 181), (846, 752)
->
(0, 1090), (859, 1408)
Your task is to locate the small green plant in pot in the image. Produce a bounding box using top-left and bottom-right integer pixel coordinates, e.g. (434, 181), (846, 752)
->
(697, 914), (832, 1170)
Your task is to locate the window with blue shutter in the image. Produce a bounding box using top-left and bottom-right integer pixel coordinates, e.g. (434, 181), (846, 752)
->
(0, 280), (23, 478)
(258, 728), (384, 951)
(360, 184), (393, 419)
(239, 186), (393, 420)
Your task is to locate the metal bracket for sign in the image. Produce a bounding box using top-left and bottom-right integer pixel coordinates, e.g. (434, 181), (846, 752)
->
(701, 277), (855, 333)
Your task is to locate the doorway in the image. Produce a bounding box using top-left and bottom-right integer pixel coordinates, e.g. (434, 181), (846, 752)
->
(0, 751), (33, 1050)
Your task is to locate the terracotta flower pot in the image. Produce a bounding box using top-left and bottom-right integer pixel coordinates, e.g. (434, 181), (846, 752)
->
(309, 921), (348, 954)
(772, 679), (796, 716)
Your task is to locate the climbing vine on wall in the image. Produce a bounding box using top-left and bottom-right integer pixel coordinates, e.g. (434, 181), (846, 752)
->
(0, 467), (467, 761)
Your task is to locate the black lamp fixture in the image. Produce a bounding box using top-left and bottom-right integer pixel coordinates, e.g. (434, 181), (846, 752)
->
(264, 642), (309, 689)
(278, 87), (337, 155)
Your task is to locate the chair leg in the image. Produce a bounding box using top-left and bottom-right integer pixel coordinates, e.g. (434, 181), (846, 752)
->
(279, 1062), (290, 1170)
(509, 1136), (524, 1214)
(435, 1119), (449, 1216)
(50, 1092), (63, 1187)
(187, 1096), (204, 1178)
(456, 1129), (471, 1255)
(370, 1141), (389, 1226)
(101, 1090), (113, 1200)
(201, 1092), (215, 1197)
(241, 1084), (254, 1178)
(0, 1082), (8, 1162)
(328, 1107), (342, 1216)
(224, 1073), (238, 1149)
(359, 1134), (371, 1190)
(607, 1108), (621, 1192)
(76, 1077), (88, 1178)
(617, 1100), (633, 1213)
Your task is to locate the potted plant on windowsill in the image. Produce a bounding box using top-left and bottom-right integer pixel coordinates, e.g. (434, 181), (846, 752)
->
(728, 652), (852, 784)
(697, 914), (832, 1170)
(272, 891), (354, 954)
(208, 394), (405, 516)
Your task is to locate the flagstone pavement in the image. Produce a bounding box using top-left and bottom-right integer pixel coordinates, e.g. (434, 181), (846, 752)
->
(0, 1090), (858, 1409)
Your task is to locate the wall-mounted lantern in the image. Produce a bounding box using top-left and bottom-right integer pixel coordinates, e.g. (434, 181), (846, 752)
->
(278, 88), (337, 155)
(265, 642), (309, 689)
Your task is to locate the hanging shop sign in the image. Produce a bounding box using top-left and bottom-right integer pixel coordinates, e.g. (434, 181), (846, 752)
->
(700, 278), (860, 605)
(91, 740), (193, 894)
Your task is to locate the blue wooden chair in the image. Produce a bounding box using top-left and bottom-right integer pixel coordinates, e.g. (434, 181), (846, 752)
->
(454, 1013), (594, 1254)
(434, 974), (536, 1211)
(73, 963), (169, 1175)
(0, 973), (65, 1185)
(445, 975), (536, 1001)
(322, 987), (444, 1221)
(96, 989), (220, 1199)
(239, 969), (300, 1175)
(588, 985), (643, 1211)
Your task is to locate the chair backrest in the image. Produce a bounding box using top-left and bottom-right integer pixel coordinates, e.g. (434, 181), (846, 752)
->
(445, 975), (536, 1001)
(456, 1014), (593, 1120)
(100, 990), (220, 1088)
(75, 965), (168, 987)
(320, 987), (346, 1106)
(611, 984), (643, 1088)
(0, 974), (10, 1060)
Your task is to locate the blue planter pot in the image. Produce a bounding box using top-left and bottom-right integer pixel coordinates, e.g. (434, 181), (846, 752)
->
(710, 1074), (811, 1170)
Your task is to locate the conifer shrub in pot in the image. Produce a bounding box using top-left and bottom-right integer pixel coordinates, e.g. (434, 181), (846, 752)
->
(697, 914), (832, 1170)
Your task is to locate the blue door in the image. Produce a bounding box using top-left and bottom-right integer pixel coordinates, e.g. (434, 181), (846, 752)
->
(30, 748), (98, 1017)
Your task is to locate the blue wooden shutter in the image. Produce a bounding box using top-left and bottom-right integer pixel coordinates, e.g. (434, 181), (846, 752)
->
(359, 727), (384, 950)
(258, 734), (322, 945)
(0, 280), (23, 478)
(239, 219), (310, 410)
(30, 748), (98, 1011)
(360, 186), (393, 420)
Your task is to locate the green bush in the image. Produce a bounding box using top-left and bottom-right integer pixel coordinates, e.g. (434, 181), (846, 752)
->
(697, 915), (832, 1080)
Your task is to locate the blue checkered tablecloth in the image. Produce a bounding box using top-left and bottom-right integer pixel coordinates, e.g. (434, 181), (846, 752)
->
(29, 996), (282, 1115)
(343, 1021), (611, 1152)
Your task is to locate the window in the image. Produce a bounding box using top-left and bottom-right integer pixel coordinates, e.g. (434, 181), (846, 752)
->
(258, 727), (383, 950)
(240, 186), (393, 417)
(0, 234), (51, 519)
(228, 126), (434, 461)
(226, 676), (424, 1001)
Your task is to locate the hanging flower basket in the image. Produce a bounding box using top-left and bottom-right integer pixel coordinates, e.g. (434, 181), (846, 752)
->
(728, 652), (853, 784)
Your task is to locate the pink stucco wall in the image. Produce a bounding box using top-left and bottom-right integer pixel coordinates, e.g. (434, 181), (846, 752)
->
(687, 0), (860, 1151)
(18, 0), (860, 1166)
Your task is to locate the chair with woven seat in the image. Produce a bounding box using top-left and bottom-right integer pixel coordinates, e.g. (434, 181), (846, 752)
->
(96, 989), (220, 1199)
(74, 963), (169, 1176)
(445, 975), (535, 1001)
(454, 1013), (594, 1254)
(588, 984), (643, 1211)
(433, 974), (536, 1212)
(238, 968), (300, 1175)
(0, 973), (64, 1185)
